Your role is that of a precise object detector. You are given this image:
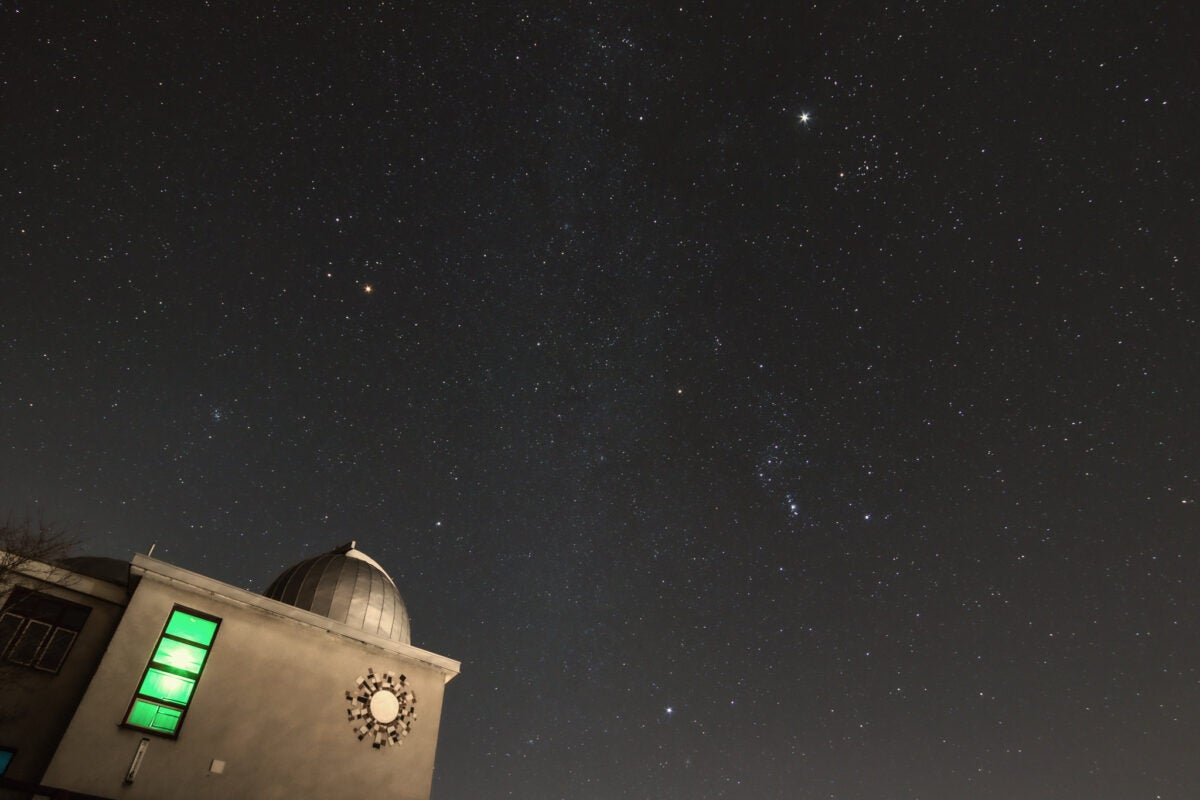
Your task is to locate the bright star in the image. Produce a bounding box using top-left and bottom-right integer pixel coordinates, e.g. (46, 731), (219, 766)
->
(798, 111), (811, 125)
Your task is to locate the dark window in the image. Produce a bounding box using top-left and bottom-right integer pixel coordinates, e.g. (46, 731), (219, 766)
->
(0, 587), (91, 673)
(124, 607), (220, 737)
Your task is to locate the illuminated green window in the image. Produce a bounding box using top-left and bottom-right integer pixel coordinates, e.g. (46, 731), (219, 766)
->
(124, 607), (219, 737)
(127, 699), (183, 733)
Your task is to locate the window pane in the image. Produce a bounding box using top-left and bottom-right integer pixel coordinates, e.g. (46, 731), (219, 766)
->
(164, 611), (217, 646)
(7, 620), (50, 666)
(11, 591), (64, 623)
(0, 587), (32, 610)
(0, 612), (22, 657)
(152, 638), (206, 675)
(58, 603), (92, 631)
(139, 667), (196, 705)
(35, 628), (76, 673)
(0, 747), (13, 776)
(127, 700), (181, 734)
(3, 588), (47, 619)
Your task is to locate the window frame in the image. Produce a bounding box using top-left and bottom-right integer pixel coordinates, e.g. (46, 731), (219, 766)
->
(0, 586), (92, 674)
(121, 605), (221, 739)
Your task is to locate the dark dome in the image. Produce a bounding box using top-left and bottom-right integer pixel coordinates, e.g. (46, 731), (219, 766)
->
(60, 556), (130, 586)
(263, 542), (410, 644)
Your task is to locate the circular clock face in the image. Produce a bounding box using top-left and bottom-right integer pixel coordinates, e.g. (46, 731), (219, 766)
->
(369, 689), (400, 723)
(346, 669), (417, 749)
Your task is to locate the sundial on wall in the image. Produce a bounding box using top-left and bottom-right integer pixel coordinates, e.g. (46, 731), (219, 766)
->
(346, 669), (417, 748)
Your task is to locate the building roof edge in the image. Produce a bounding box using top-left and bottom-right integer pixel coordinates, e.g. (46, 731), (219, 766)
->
(129, 553), (461, 679)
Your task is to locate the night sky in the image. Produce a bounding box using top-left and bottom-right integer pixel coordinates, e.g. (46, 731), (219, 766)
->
(3, 2), (1198, 798)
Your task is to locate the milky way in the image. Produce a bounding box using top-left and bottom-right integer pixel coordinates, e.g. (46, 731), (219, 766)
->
(2, 3), (1197, 798)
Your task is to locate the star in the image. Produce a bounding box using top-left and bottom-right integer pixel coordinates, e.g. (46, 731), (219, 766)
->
(4, 5), (1193, 798)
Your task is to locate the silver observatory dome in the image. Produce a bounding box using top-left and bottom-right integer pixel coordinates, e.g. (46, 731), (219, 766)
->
(264, 541), (411, 644)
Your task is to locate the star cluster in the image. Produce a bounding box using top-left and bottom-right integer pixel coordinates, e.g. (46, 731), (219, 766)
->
(1, 2), (1197, 798)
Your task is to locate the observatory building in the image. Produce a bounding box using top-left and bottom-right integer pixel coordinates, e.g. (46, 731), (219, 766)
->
(0, 542), (459, 800)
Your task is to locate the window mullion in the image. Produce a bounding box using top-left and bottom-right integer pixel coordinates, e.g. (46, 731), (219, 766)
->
(124, 607), (220, 737)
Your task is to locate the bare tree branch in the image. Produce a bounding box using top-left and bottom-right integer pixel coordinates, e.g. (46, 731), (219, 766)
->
(1, 514), (77, 586)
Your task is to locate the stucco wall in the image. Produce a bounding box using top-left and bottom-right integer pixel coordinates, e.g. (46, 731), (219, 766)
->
(0, 570), (126, 792)
(41, 572), (454, 800)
